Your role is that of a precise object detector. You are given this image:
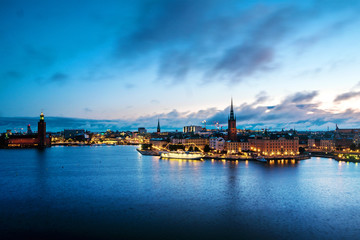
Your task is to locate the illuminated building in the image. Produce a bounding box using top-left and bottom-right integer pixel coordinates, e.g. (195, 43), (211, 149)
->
(185, 137), (209, 149)
(209, 137), (225, 151)
(64, 129), (86, 140)
(249, 135), (299, 156)
(38, 112), (46, 147)
(183, 125), (202, 134)
(4, 112), (51, 148)
(227, 98), (237, 141)
(226, 141), (239, 154)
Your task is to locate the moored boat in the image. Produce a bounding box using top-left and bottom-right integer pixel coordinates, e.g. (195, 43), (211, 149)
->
(160, 150), (204, 160)
(255, 156), (267, 162)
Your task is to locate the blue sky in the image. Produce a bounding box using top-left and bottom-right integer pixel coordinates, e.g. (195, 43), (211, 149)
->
(1, 0), (360, 132)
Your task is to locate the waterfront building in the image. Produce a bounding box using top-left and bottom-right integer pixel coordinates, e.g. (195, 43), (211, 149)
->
(209, 137), (225, 151)
(64, 129), (86, 140)
(4, 112), (51, 148)
(249, 135), (299, 156)
(185, 137), (209, 149)
(38, 112), (46, 147)
(320, 139), (335, 151)
(308, 138), (316, 148)
(334, 126), (360, 149)
(150, 138), (168, 149)
(225, 141), (240, 154)
(183, 125), (202, 134)
(228, 98), (237, 141)
(239, 140), (250, 151)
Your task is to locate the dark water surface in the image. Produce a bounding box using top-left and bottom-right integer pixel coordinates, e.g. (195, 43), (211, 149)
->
(1, 146), (360, 239)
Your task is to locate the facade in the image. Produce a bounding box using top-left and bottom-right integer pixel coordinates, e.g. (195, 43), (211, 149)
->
(249, 136), (299, 156)
(320, 139), (335, 151)
(308, 138), (316, 148)
(150, 138), (168, 149)
(239, 141), (250, 151)
(209, 137), (225, 151)
(228, 98), (237, 141)
(183, 125), (202, 134)
(171, 138), (186, 144)
(225, 141), (240, 154)
(185, 138), (209, 149)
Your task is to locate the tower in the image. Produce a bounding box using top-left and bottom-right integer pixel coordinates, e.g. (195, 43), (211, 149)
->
(157, 119), (161, 133)
(38, 112), (46, 147)
(228, 98), (237, 141)
(27, 124), (32, 134)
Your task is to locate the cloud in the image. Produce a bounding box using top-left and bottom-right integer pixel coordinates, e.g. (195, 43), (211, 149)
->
(334, 91), (360, 103)
(125, 83), (135, 89)
(50, 73), (68, 83)
(150, 99), (160, 104)
(2, 90), (360, 132)
(3, 71), (22, 80)
(294, 16), (358, 52)
(115, 0), (359, 85)
(287, 91), (318, 103)
(84, 108), (92, 112)
(253, 91), (269, 105)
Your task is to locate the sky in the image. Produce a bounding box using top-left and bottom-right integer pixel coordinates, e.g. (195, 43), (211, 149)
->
(1, 0), (360, 132)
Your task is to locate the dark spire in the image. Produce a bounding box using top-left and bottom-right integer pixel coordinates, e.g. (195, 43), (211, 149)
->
(229, 97), (235, 121)
(157, 118), (161, 133)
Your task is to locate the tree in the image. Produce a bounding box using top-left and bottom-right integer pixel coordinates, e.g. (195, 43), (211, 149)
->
(350, 143), (357, 151)
(203, 145), (210, 152)
(299, 147), (305, 154)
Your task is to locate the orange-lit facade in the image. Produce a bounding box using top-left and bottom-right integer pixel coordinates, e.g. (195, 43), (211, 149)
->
(249, 136), (299, 156)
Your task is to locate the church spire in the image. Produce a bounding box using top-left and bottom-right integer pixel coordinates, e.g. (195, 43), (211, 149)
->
(157, 118), (161, 133)
(229, 97), (235, 121)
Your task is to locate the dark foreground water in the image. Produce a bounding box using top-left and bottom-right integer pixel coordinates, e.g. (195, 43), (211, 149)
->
(1, 146), (360, 240)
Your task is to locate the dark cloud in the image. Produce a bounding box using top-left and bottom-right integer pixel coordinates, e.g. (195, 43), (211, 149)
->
(50, 73), (68, 83)
(254, 91), (269, 105)
(3, 71), (22, 80)
(287, 91), (318, 103)
(294, 15), (358, 52)
(24, 45), (54, 66)
(334, 91), (360, 103)
(115, 0), (358, 84)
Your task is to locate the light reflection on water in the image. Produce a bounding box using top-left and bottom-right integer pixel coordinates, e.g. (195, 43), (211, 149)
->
(0, 145), (360, 240)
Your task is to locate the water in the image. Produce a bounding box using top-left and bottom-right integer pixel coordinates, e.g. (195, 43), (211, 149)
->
(0, 146), (359, 239)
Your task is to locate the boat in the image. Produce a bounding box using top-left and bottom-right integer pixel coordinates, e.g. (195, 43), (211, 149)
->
(160, 150), (204, 160)
(255, 156), (267, 162)
(136, 148), (160, 156)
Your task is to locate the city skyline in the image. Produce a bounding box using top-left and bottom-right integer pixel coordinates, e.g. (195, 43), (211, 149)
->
(2, 0), (360, 131)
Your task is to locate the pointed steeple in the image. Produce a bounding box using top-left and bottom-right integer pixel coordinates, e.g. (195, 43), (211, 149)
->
(157, 118), (161, 133)
(229, 97), (235, 121)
